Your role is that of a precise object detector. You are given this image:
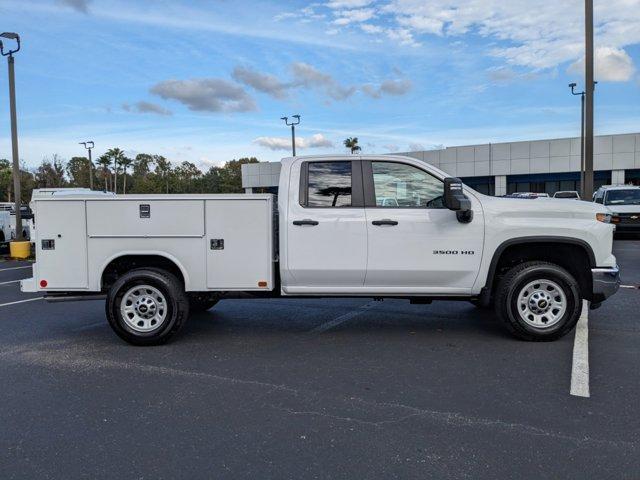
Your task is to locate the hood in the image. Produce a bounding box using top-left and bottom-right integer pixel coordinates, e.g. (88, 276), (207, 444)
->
(476, 194), (606, 220)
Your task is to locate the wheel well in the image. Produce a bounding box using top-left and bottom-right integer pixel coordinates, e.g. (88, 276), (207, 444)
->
(101, 255), (185, 291)
(488, 242), (593, 301)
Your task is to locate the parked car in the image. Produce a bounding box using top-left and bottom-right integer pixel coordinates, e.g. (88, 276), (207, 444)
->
(22, 155), (619, 345)
(553, 191), (580, 200)
(593, 185), (640, 232)
(0, 211), (10, 243)
(507, 192), (549, 199)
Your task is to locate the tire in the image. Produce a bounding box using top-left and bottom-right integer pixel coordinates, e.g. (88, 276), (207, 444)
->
(188, 294), (220, 313)
(106, 268), (189, 346)
(494, 261), (582, 341)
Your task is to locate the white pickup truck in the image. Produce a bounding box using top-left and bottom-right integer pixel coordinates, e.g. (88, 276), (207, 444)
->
(21, 155), (620, 345)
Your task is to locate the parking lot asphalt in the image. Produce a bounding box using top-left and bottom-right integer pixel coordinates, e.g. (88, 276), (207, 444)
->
(0, 241), (638, 479)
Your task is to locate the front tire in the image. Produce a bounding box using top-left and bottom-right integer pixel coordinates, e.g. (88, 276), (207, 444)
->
(495, 261), (582, 341)
(106, 268), (189, 346)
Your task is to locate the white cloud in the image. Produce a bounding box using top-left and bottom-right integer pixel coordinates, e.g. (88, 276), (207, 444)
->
(360, 23), (383, 34)
(58, 0), (90, 13)
(122, 101), (172, 116)
(150, 78), (257, 113)
(290, 62), (357, 100)
(232, 66), (290, 99)
(348, 0), (640, 73)
(254, 133), (334, 151)
(382, 144), (400, 152)
(327, 0), (373, 8)
(333, 8), (376, 25)
(362, 78), (412, 98)
(568, 46), (636, 82)
(386, 28), (420, 47)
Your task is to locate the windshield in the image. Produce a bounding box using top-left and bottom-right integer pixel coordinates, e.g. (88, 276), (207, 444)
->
(604, 189), (640, 205)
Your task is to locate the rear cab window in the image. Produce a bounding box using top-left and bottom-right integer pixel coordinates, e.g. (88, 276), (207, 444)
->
(299, 161), (363, 208)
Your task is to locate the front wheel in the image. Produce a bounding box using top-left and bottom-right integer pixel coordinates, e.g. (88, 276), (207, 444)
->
(495, 261), (582, 341)
(106, 268), (189, 346)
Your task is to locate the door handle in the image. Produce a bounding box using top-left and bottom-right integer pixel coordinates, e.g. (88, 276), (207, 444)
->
(292, 219), (319, 226)
(371, 219), (399, 226)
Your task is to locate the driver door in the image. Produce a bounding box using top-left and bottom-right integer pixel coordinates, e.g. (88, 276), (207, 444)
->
(363, 160), (484, 293)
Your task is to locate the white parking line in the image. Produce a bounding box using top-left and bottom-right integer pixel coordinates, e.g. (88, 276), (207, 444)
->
(0, 280), (21, 286)
(0, 266), (32, 272)
(570, 300), (590, 398)
(310, 301), (377, 333)
(620, 284), (639, 289)
(0, 297), (43, 308)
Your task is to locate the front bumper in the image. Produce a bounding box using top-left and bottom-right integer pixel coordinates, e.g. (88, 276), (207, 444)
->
(591, 266), (620, 304)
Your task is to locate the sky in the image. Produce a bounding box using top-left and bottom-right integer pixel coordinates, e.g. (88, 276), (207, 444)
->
(0, 0), (639, 170)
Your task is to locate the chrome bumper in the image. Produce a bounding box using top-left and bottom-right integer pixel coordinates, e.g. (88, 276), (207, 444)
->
(591, 266), (620, 304)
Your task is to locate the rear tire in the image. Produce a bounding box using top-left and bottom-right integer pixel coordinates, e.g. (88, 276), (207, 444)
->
(495, 261), (582, 341)
(106, 268), (189, 346)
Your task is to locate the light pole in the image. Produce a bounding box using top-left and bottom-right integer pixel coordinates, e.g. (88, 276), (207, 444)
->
(281, 115), (301, 157)
(79, 141), (94, 189)
(584, 0), (595, 200)
(0, 32), (23, 242)
(569, 83), (585, 198)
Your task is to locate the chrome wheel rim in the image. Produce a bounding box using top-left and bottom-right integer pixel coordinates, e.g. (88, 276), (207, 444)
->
(516, 279), (567, 329)
(120, 285), (167, 333)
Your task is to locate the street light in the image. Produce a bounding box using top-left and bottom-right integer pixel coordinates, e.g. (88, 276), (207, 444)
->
(79, 141), (95, 189)
(281, 114), (301, 157)
(0, 32), (23, 242)
(584, 0), (595, 200)
(569, 83), (585, 198)
(569, 82), (597, 199)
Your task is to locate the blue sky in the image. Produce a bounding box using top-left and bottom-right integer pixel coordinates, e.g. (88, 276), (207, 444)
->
(1, 0), (639, 169)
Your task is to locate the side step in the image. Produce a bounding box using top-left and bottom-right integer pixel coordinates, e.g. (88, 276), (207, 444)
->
(45, 293), (106, 303)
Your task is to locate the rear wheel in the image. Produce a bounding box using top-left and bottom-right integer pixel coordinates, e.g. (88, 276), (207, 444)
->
(495, 261), (582, 341)
(106, 268), (189, 345)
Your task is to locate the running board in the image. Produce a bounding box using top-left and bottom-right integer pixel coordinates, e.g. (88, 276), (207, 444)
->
(45, 293), (106, 303)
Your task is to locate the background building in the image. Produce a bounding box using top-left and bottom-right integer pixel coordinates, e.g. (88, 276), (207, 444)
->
(242, 132), (640, 197)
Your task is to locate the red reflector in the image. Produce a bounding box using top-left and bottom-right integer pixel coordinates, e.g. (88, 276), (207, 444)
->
(258, 281), (267, 287)
(40, 280), (48, 288)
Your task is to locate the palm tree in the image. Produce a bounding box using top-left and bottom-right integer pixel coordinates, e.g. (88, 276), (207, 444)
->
(120, 156), (133, 194)
(106, 148), (126, 193)
(96, 154), (112, 191)
(343, 137), (361, 154)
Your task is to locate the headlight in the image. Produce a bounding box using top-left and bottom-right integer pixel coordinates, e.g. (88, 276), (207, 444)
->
(596, 213), (612, 223)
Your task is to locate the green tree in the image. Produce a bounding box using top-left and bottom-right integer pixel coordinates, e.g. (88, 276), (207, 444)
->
(0, 159), (11, 201)
(174, 161), (202, 193)
(218, 157), (259, 193)
(66, 156), (92, 187)
(153, 155), (173, 193)
(120, 156), (133, 194)
(105, 147), (126, 193)
(96, 154), (112, 191)
(343, 137), (361, 154)
(34, 155), (66, 188)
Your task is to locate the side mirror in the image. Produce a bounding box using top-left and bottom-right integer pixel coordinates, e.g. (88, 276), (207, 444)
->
(444, 177), (473, 223)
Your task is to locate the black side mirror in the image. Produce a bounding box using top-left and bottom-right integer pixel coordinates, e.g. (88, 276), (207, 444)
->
(444, 177), (473, 223)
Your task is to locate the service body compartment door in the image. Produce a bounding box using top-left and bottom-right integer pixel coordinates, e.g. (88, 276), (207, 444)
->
(87, 200), (204, 237)
(205, 199), (273, 290)
(36, 200), (88, 289)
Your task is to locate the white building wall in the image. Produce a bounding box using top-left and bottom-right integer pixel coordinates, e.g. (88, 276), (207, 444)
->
(241, 133), (640, 189)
